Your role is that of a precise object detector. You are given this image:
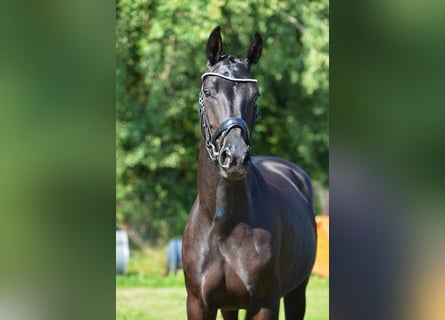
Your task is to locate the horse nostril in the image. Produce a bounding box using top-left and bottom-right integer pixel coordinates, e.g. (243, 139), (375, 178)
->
(219, 148), (233, 169)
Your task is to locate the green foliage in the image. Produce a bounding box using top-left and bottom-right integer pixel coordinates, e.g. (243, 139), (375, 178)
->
(116, 0), (329, 242)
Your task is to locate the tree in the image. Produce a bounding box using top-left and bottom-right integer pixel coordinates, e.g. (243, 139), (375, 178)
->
(116, 0), (329, 243)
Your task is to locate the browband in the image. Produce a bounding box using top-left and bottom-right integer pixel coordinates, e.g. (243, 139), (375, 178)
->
(201, 72), (257, 83)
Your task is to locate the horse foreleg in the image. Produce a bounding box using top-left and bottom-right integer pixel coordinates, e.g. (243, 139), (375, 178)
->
(246, 302), (280, 320)
(186, 293), (217, 320)
(283, 277), (309, 320)
(221, 308), (238, 319)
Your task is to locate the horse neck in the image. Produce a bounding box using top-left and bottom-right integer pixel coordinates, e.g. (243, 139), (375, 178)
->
(197, 144), (249, 232)
(197, 149), (215, 206)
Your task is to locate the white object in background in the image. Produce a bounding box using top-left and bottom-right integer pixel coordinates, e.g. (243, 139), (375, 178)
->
(116, 229), (130, 275)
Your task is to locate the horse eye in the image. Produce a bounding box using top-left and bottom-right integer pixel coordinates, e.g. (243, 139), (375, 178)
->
(203, 89), (211, 97)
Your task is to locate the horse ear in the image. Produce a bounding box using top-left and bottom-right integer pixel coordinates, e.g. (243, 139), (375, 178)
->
(206, 26), (223, 66)
(243, 32), (263, 70)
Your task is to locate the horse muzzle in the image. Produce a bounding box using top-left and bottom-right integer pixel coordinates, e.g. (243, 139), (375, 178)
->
(218, 136), (250, 181)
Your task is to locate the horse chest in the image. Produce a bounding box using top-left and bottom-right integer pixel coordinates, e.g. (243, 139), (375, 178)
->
(200, 223), (274, 308)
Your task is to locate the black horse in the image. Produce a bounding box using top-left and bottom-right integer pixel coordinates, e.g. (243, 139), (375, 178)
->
(182, 26), (317, 320)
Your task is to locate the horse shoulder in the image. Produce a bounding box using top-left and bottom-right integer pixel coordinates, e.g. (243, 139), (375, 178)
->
(183, 198), (213, 289)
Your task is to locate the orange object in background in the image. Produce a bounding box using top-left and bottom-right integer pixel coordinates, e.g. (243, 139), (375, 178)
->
(312, 214), (329, 278)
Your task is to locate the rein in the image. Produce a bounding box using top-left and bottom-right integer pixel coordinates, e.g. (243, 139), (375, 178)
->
(198, 72), (259, 162)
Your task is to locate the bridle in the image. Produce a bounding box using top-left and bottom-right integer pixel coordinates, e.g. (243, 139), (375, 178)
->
(198, 72), (260, 162)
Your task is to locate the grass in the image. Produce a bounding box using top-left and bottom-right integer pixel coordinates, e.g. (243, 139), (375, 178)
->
(116, 272), (185, 288)
(116, 246), (329, 319)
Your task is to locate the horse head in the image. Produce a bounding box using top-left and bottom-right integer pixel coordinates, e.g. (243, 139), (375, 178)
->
(199, 26), (263, 181)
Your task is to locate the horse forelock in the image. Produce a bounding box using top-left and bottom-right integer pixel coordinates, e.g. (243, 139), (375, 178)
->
(208, 55), (251, 79)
